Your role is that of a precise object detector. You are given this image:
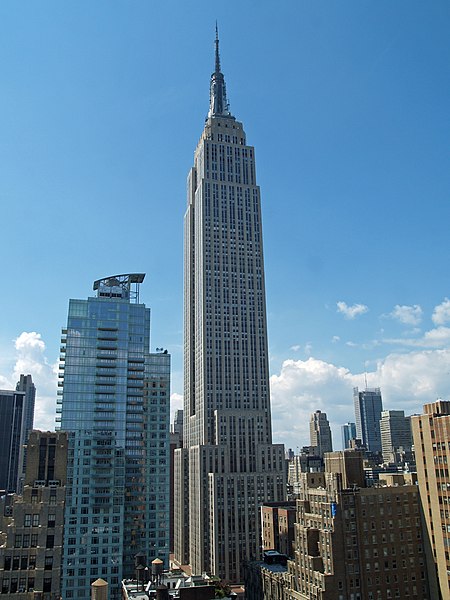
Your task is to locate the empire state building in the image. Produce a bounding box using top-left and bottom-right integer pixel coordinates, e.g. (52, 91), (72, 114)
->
(174, 31), (286, 582)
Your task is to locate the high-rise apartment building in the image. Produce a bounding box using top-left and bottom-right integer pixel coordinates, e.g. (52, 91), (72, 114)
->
(0, 430), (68, 599)
(174, 32), (286, 582)
(353, 387), (383, 455)
(59, 274), (170, 600)
(341, 422), (356, 450)
(411, 400), (450, 599)
(380, 410), (412, 465)
(309, 411), (333, 457)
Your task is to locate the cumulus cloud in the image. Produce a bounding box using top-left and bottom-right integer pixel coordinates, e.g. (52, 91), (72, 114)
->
(270, 349), (450, 451)
(432, 298), (450, 325)
(0, 332), (57, 431)
(336, 301), (369, 319)
(384, 326), (450, 348)
(388, 304), (423, 326)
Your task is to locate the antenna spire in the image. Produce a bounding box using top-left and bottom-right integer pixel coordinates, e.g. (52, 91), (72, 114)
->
(208, 24), (232, 119)
(215, 22), (220, 73)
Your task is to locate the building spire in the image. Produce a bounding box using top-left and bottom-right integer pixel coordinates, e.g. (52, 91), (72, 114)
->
(208, 24), (232, 119)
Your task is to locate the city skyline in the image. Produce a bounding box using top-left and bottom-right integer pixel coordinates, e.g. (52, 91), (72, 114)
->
(1, 1), (450, 450)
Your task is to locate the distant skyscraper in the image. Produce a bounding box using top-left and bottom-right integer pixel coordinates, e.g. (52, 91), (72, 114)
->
(341, 422), (356, 450)
(59, 274), (170, 600)
(0, 375), (35, 493)
(174, 31), (286, 582)
(380, 409), (412, 464)
(309, 410), (333, 457)
(16, 374), (35, 442)
(16, 374), (36, 478)
(353, 387), (383, 454)
(0, 390), (24, 493)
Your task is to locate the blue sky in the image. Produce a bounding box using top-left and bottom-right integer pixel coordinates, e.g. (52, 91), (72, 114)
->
(1, 1), (450, 449)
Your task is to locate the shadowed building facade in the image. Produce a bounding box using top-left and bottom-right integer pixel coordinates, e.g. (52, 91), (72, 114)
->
(174, 31), (286, 582)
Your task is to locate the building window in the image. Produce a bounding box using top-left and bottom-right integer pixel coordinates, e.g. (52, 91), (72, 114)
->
(32, 514), (40, 527)
(48, 514), (56, 528)
(24, 514), (31, 527)
(46, 535), (54, 549)
(44, 556), (53, 570)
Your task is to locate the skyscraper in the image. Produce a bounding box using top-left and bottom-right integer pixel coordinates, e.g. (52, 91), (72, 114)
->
(0, 390), (25, 493)
(309, 410), (333, 457)
(341, 422), (356, 450)
(174, 31), (286, 582)
(59, 274), (170, 600)
(353, 387), (383, 454)
(379, 409), (412, 464)
(16, 374), (36, 479)
(0, 375), (35, 493)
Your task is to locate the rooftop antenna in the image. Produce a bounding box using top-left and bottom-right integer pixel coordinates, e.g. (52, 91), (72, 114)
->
(364, 372), (368, 389)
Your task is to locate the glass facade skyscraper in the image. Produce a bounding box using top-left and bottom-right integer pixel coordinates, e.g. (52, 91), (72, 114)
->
(174, 32), (285, 583)
(59, 274), (170, 600)
(353, 387), (383, 454)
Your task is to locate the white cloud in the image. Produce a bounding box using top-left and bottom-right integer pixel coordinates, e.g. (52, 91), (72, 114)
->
(0, 332), (57, 431)
(336, 301), (369, 319)
(432, 298), (450, 325)
(304, 343), (312, 356)
(170, 392), (183, 423)
(270, 349), (450, 451)
(384, 326), (450, 348)
(15, 331), (46, 352)
(290, 345), (301, 352)
(389, 304), (423, 326)
(332, 336), (340, 343)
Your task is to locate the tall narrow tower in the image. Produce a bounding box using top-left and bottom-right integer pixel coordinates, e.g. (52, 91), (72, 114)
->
(59, 275), (170, 600)
(174, 31), (286, 582)
(309, 410), (333, 457)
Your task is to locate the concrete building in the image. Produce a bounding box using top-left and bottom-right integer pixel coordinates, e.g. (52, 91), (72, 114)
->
(174, 31), (285, 582)
(170, 411), (183, 553)
(341, 422), (356, 450)
(353, 387), (383, 455)
(59, 274), (170, 599)
(0, 430), (68, 599)
(247, 450), (432, 600)
(261, 502), (296, 558)
(411, 400), (450, 599)
(287, 450), (323, 498)
(309, 411), (332, 457)
(380, 410), (413, 465)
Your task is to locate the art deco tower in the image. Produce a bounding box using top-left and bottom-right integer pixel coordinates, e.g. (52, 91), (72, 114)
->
(174, 31), (286, 582)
